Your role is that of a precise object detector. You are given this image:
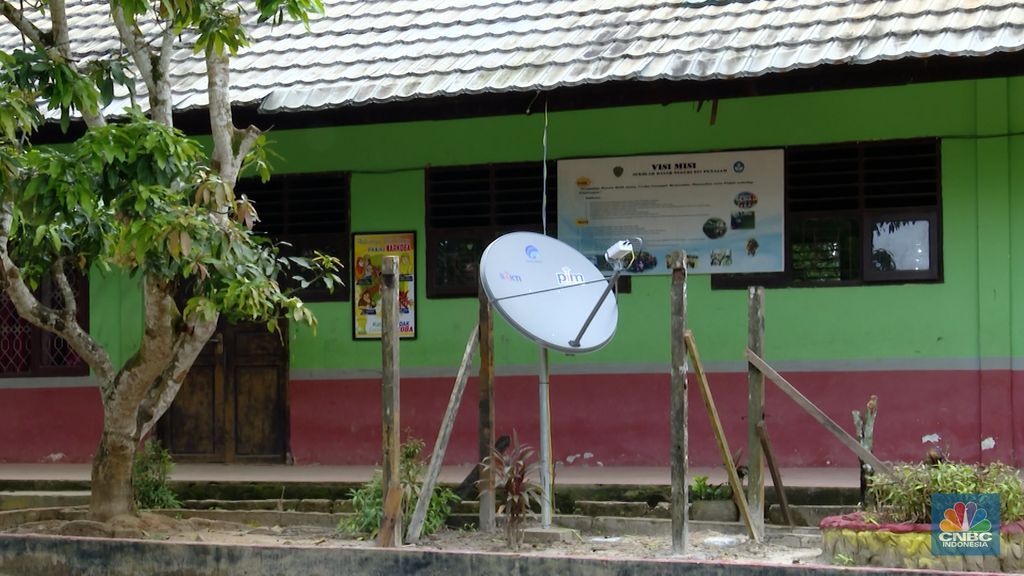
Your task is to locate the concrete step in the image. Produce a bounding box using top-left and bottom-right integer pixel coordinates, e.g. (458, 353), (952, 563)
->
(0, 491), (90, 511)
(768, 504), (861, 527)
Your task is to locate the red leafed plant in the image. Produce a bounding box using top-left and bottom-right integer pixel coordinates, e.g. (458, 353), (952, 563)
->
(481, 430), (543, 549)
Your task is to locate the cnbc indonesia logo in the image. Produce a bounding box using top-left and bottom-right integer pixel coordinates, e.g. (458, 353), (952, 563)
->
(932, 494), (999, 556)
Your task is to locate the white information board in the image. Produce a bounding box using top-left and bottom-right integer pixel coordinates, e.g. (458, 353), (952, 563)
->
(557, 150), (784, 275)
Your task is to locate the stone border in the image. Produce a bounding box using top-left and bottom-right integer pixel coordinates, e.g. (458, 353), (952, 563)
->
(0, 533), (978, 576)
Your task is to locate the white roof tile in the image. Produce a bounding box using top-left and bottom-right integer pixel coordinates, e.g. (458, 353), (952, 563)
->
(2, 0), (1023, 116)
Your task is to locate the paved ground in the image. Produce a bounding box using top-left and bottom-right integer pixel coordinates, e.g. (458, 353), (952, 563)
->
(0, 463), (861, 487)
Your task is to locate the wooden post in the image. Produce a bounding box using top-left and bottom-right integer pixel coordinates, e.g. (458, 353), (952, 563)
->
(378, 255), (402, 547)
(746, 286), (765, 542)
(746, 349), (892, 475)
(852, 395), (878, 505)
(477, 285), (496, 532)
(756, 421), (793, 527)
(406, 323), (479, 544)
(685, 330), (759, 542)
(668, 251), (688, 554)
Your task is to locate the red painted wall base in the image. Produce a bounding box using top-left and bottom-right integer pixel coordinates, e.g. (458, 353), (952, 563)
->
(289, 369), (1020, 468)
(0, 387), (102, 463)
(0, 370), (1017, 467)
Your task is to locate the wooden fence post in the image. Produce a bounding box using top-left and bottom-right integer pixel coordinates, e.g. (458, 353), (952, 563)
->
(477, 285), (496, 532)
(668, 251), (688, 554)
(746, 286), (765, 542)
(378, 255), (402, 547)
(406, 323), (479, 543)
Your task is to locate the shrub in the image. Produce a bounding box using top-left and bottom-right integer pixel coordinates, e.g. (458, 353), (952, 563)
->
(343, 436), (458, 538)
(133, 438), (181, 510)
(480, 430), (542, 550)
(869, 461), (1024, 523)
(690, 475), (732, 501)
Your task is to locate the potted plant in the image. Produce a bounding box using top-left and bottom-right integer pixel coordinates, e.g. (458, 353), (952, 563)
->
(689, 475), (738, 522)
(821, 461), (1024, 571)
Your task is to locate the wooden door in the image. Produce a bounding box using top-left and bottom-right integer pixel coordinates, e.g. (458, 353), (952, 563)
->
(158, 321), (288, 463)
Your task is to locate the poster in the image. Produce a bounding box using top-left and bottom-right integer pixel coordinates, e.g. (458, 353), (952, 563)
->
(557, 150), (784, 275)
(352, 232), (416, 339)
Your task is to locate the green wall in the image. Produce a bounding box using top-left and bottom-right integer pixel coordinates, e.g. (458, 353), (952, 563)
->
(89, 77), (1024, 372)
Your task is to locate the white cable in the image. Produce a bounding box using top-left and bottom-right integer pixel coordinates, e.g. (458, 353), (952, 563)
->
(541, 98), (549, 236)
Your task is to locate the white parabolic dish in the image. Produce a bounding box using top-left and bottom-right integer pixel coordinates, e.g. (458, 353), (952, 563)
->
(479, 232), (618, 354)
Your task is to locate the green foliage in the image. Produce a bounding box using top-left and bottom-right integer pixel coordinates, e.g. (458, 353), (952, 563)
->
(133, 439), (181, 510)
(689, 475), (732, 501)
(869, 461), (1024, 523)
(342, 436), (458, 538)
(481, 430), (542, 549)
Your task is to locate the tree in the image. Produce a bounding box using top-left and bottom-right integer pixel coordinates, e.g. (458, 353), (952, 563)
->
(0, 0), (336, 521)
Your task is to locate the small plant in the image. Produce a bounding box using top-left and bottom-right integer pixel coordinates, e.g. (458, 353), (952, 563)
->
(869, 461), (1024, 523)
(133, 439), (181, 510)
(343, 436), (458, 538)
(480, 430), (542, 550)
(834, 553), (855, 566)
(690, 475), (732, 501)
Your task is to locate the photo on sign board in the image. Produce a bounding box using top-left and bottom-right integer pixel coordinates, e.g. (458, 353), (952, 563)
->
(731, 211), (756, 230)
(710, 249), (732, 267)
(703, 218), (728, 239)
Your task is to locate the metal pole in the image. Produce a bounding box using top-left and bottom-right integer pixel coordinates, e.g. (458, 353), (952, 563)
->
(568, 269), (621, 348)
(538, 345), (552, 528)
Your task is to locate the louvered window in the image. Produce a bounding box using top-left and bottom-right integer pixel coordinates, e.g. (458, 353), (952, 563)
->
(239, 172), (350, 301)
(714, 138), (941, 288)
(426, 162), (557, 297)
(0, 272), (89, 377)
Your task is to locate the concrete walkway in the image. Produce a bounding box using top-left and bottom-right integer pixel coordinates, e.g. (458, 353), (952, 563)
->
(0, 463), (860, 488)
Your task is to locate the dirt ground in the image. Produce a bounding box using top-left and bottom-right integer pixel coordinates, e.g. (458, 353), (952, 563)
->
(5, 513), (825, 566)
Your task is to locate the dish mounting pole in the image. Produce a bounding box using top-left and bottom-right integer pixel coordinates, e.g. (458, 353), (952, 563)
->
(538, 345), (553, 528)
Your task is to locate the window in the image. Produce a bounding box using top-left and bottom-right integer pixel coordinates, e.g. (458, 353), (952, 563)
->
(239, 172), (351, 301)
(426, 162), (557, 297)
(0, 273), (89, 377)
(714, 138), (941, 289)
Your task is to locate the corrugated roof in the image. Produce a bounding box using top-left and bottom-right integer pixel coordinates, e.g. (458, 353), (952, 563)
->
(2, 0), (1023, 115)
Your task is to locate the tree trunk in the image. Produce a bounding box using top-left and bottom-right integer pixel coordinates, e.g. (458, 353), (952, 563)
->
(89, 426), (138, 520)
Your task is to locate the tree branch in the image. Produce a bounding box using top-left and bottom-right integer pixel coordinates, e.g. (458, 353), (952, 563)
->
(2, 0), (106, 129)
(1, 0), (50, 49)
(48, 0), (70, 60)
(52, 257), (76, 322)
(110, 5), (163, 120)
(230, 125), (261, 182)
(138, 311), (218, 438)
(206, 49), (234, 188)
(0, 202), (114, 382)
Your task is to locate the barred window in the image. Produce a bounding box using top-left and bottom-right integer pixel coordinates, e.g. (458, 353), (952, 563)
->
(0, 273), (89, 377)
(239, 172), (351, 302)
(426, 162), (557, 297)
(714, 138), (941, 289)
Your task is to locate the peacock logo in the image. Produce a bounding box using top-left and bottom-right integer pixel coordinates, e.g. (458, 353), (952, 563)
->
(940, 502), (992, 534)
(932, 494), (999, 555)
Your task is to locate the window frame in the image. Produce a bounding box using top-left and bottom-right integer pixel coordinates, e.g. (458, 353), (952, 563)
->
(713, 138), (942, 290)
(237, 171), (352, 303)
(0, 272), (90, 378)
(425, 161), (558, 298)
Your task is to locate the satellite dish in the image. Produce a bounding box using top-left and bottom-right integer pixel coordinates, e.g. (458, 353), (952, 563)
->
(480, 232), (618, 353)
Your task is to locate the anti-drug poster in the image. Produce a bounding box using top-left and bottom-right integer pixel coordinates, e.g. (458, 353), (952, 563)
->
(353, 232), (416, 339)
(557, 150), (784, 275)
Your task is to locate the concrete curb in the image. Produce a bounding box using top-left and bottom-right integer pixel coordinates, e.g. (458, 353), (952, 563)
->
(0, 533), (979, 576)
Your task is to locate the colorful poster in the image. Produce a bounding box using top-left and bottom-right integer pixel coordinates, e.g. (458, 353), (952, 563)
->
(557, 150), (784, 275)
(352, 232), (416, 339)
